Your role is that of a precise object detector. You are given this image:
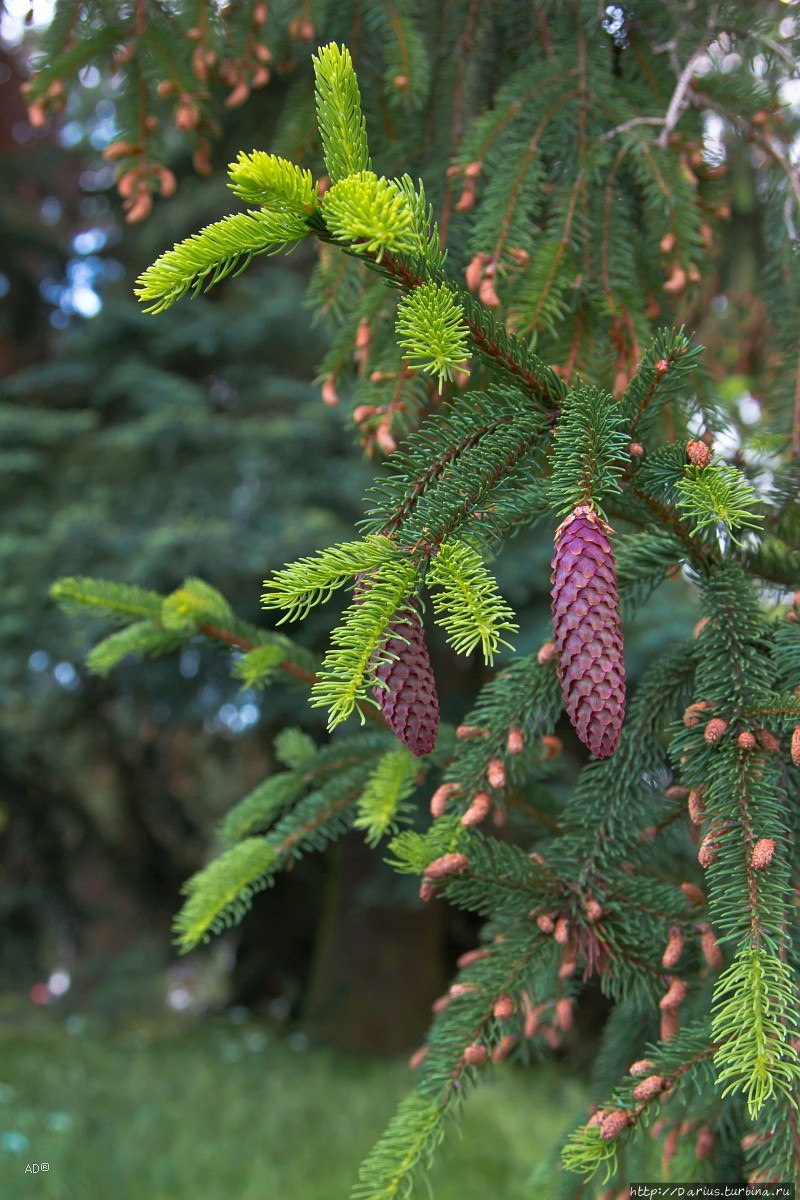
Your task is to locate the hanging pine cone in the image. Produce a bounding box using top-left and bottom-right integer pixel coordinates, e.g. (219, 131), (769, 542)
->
(372, 600), (440, 756)
(550, 505), (626, 758)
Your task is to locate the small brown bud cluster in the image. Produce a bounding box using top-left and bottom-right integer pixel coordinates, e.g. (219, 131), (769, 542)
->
(756, 728), (779, 753)
(493, 994), (514, 1020)
(686, 440), (712, 468)
(463, 1042), (488, 1066)
(698, 832), (719, 869)
(681, 881), (706, 906)
(536, 912), (555, 934)
(456, 724), (487, 740)
(659, 977), (687, 1010)
(541, 735), (563, 759)
(461, 791), (491, 827)
(492, 1033), (516, 1062)
(791, 725), (800, 766)
(704, 717), (728, 744)
(665, 785), (688, 802)
(454, 161), (482, 213)
(629, 442), (644, 458)
(537, 640), (557, 665)
(456, 948), (490, 969)
(430, 782), (459, 818)
(487, 758), (506, 789)
(737, 730), (757, 750)
(408, 1046), (427, 1069)
(553, 997), (573, 1031)
(683, 700), (712, 727)
(629, 1059), (655, 1077)
(600, 1109), (632, 1141)
(585, 898), (603, 922)
(661, 925), (684, 969)
(507, 726), (524, 754)
(688, 787), (705, 826)
(633, 1074), (666, 1102)
(698, 923), (723, 969)
(423, 853), (469, 881)
(321, 376), (339, 407)
(751, 837), (776, 869)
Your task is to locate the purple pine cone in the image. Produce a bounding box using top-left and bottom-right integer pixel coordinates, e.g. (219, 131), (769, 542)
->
(550, 505), (626, 758)
(373, 602), (440, 757)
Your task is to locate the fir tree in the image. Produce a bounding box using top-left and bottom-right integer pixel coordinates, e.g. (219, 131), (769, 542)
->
(33, 3), (800, 1194)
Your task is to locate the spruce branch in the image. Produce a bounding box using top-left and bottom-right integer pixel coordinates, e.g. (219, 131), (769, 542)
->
(261, 535), (398, 624)
(322, 173), (420, 259)
(134, 210), (310, 314)
(427, 541), (517, 663)
(227, 151), (318, 213)
(353, 747), (421, 846)
(395, 281), (470, 390)
(675, 462), (763, 544)
(312, 42), (371, 184)
(549, 386), (628, 515)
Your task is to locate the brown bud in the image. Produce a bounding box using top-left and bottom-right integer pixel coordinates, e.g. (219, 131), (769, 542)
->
(393, 74), (408, 89)
(176, 101), (200, 131)
(493, 994), (514, 1020)
(461, 791), (491, 827)
(125, 190), (153, 224)
(661, 1127), (680, 1170)
(492, 1033), (516, 1062)
(663, 266), (687, 294)
(660, 232), (676, 254)
(586, 898), (603, 923)
(423, 853), (469, 881)
(487, 758), (506, 789)
(103, 140), (139, 161)
(225, 81), (250, 109)
(117, 170), (139, 200)
(629, 442), (644, 458)
(536, 913), (555, 934)
(507, 726), (524, 755)
(463, 1042), (488, 1066)
(600, 1110), (631, 1141)
(693, 616), (709, 639)
(253, 66), (271, 89)
(629, 1059), (654, 1077)
(537, 640), (557, 664)
(688, 788), (705, 826)
(791, 726), (800, 767)
(320, 376), (339, 407)
(431, 993), (450, 1014)
(27, 102), (48, 129)
(430, 782), (459, 818)
(375, 420), (397, 456)
(478, 276), (500, 307)
(737, 731), (757, 750)
(456, 948), (491, 969)
(662, 925), (684, 969)
(751, 838), (776, 869)
(157, 167), (177, 198)
(408, 1046), (427, 1069)
(449, 983), (476, 999)
(698, 834), (718, 868)
(660, 1006), (679, 1040)
(665, 785), (688, 801)
(698, 923), (723, 969)
(755, 728), (780, 753)
(541, 735), (563, 759)
(157, 79), (174, 98)
(695, 1125), (714, 1160)
(659, 978), (687, 1009)
(554, 997), (573, 1031)
(553, 915), (569, 945)
(255, 43), (272, 63)
(464, 161), (482, 179)
(419, 879), (435, 902)
(633, 1074), (665, 1101)
(456, 724), (486, 740)
(558, 945), (578, 979)
(465, 253), (487, 293)
(455, 180), (476, 212)
(681, 881), (706, 906)
(683, 700), (712, 727)
(704, 718), (728, 744)
(686, 439), (712, 468)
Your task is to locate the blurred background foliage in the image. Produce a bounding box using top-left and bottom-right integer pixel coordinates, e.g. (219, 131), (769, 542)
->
(0, 1), (796, 1193)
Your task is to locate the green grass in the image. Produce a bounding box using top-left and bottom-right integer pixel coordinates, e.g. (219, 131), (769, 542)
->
(0, 1017), (586, 1199)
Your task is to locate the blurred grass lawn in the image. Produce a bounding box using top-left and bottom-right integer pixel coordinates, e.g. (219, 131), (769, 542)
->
(0, 1017), (586, 1199)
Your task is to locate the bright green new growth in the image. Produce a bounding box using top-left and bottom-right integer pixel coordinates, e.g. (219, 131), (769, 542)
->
(312, 43), (371, 183)
(262, 535), (396, 624)
(353, 747), (420, 847)
(227, 152), (317, 213)
(712, 946), (800, 1119)
(427, 541), (517, 662)
(174, 837), (279, 952)
(675, 462), (763, 543)
(134, 211), (310, 314)
(310, 556), (418, 729)
(395, 282), (470, 390)
(322, 173), (419, 258)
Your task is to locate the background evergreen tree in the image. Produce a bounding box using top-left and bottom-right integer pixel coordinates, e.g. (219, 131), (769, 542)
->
(13, 0), (800, 1193)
